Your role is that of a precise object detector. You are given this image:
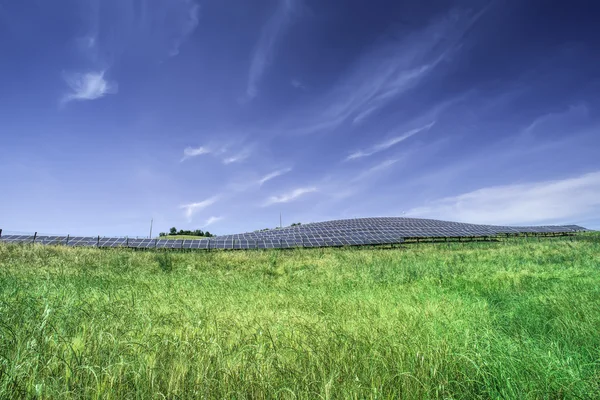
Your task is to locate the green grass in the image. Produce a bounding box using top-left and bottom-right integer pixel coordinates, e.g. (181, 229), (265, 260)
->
(1, 236), (599, 399)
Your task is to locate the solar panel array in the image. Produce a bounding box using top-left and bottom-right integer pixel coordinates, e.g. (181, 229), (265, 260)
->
(0, 217), (588, 250)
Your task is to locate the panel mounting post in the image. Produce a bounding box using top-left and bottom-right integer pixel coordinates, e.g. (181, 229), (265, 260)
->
(33, 232), (37, 244)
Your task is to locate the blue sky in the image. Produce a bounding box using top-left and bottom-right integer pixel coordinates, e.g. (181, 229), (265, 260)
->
(1, 0), (599, 236)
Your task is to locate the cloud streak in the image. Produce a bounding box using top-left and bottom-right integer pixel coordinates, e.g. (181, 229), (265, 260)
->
(62, 1), (200, 105)
(291, 78), (306, 90)
(169, 1), (200, 57)
(281, 10), (482, 135)
(246, 0), (296, 99)
(181, 146), (210, 161)
(264, 186), (316, 206)
(352, 159), (399, 182)
(203, 216), (223, 228)
(181, 143), (252, 164)
(406, 171), (600, 225)
(346, 121), (435, 161)
(222, 147), (252, 165)
(259, 168), (292, 185)
(180, 196), (218, 220)
(80, 0), (201, 60)
(61, 70), (117, 104)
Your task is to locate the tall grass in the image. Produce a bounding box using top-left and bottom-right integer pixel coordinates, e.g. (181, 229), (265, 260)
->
(0, 236), (599, 398)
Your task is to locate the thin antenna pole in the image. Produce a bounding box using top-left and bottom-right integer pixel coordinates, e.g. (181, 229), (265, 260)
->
(149, 218), (153, 239)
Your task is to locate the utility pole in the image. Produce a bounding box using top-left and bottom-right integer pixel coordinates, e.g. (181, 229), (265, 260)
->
(149, 218), (153, 239)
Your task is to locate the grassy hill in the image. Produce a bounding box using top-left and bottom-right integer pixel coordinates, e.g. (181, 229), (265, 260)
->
(157, 235), (209, 240)
(1, 235), (599, 398)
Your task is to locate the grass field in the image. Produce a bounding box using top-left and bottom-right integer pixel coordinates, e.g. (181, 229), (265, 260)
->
(1, 236), (599, 399)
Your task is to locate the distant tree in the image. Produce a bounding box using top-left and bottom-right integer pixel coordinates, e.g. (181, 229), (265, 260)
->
(291, 222), (302, 226)
(162, 227), (214, 237)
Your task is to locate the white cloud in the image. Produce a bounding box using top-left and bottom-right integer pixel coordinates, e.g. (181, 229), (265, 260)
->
(406, 171), (600, 225)
(64, 1), (200, 105)
(264, 186), (317, 206)
(84, 0), (200, 59)
(282, 10), (482, 134)
(203, 216), (223, 228)
(352, 159), (399, 182)
(181, 142), (253, 164)
(71, 0), (200, 75)
(61, 71), (117, 104)
(291, 78), (306, 90)
(169, 2), (200, 57)
(259, 167), (292, 185)
(222, 148), (252, 165)
(246, 0), (296, 99)
(522, 104), (589, 138)
(181, 146), (210, 161)
(180, 196), (218, 220)
(346, 121), (435, 161)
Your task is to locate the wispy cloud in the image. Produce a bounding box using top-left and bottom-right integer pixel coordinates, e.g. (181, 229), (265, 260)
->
(63, 1), (199, 104)
(222, 147), (252, 165)
(263, 186), (317, 206)
(181, 142), (252, 164)
(346, 121), (435, 161)
(406, 171), (600, 225)
(246, 0), (296, 100)
(352, 159), (399, 182)
(280, 10), (482, 134)
(259, 167), (292, 185)
(180, 196), (219, 221)
(291, 78), (306, 90)
(181, 146), (211, 161)
(61, 70), (117, 104)
(169, 1), (200, 57)
(80, 0), (200, 60)
(203, 216), (223, 228)
(521, 104), (590, 141)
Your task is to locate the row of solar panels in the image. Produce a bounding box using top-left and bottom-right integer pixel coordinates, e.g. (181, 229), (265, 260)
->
(0, 234), (405, 248)
(0, 218), (588, 250)
(0, 232), (582, 250)
(183, 225), (585, 241)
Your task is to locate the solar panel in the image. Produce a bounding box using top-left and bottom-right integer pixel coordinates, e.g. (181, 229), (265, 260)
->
(1, 218), (589, 251)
